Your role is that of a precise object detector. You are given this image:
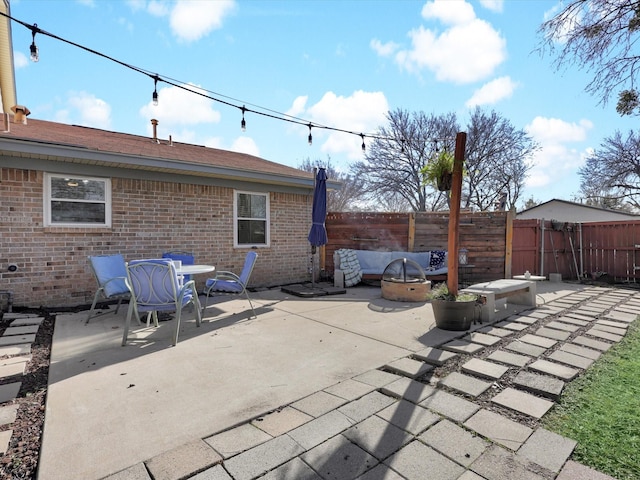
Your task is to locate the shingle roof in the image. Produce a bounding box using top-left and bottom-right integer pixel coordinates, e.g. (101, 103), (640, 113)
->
(518, 198), (640, 217)
(0, 114), (317, 186)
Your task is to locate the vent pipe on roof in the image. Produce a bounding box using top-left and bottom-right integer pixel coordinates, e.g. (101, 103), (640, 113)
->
(151, 118), (159, 143)
(11, 105), (30, 125)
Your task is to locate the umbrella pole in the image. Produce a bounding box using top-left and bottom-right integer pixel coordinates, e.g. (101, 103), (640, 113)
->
(311, 245), (316, 288)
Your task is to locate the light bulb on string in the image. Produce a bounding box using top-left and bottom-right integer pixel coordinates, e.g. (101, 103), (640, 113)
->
(29, 24), (39, 62)
(308, 124), (313, 146)
(240, 106), (247, 132)
(152, 75), (159, 106)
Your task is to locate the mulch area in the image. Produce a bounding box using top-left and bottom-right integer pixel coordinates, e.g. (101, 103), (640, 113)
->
(0, 310), (54, 480)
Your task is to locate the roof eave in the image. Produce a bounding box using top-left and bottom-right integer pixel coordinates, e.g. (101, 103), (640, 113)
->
(0, 136), (342, 190)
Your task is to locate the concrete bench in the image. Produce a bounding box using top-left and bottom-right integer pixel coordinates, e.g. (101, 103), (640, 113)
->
(461, 279), (536, 322)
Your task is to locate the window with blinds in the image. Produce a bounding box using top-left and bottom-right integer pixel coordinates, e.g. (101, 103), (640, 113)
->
(44, 173), (111, 227)
(234, 191), (269, 247)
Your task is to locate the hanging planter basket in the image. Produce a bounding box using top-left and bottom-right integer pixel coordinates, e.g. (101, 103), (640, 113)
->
(436, 172), (453, 191)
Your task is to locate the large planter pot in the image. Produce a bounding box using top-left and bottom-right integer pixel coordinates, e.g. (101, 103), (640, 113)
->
(431, 298), (476, 331)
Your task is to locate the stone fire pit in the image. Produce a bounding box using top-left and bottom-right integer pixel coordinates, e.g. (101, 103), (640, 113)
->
(381, 258), (431, 302)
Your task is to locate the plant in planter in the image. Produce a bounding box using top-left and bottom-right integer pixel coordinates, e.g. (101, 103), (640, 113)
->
(427, 282), (482, 331)
(420, 151), (455, 191)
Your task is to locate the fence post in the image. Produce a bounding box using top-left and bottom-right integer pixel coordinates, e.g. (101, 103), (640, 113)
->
(505, 208), (514, 279)
(408, 212), (415, 252)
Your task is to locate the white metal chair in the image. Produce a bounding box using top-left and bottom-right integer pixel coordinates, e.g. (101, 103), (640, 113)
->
(203, 251), (258, 319)
(122, 259), (202, 346)
(86, 254), (131, 324)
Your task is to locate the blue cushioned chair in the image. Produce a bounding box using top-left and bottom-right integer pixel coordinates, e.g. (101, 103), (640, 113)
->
(86, 254), (131, 325)
(203, 251), (258, 319)
(122, 259), (202, 346)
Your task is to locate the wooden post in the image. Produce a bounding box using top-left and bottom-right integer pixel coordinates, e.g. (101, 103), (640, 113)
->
(447, 132), (466, 297)
(408, 212), (415, 252)
(504, 208), (514, 279)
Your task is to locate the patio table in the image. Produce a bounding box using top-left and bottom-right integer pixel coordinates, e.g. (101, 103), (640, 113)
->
(176, 264), (215, 276)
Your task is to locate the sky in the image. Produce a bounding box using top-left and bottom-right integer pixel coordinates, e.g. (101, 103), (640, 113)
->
(6, 0), (639, 209)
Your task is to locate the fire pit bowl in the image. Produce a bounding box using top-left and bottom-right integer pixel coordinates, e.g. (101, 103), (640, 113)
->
(381, 258), (431, 302)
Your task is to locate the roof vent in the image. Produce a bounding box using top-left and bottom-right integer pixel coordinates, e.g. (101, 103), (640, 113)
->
(11, 105), (30, 125)
(151, 118), (159, 143)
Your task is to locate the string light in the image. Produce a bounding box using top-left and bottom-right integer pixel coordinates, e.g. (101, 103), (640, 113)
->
(29, 23), (39, 62)
(0, 10), (399, 152)
(152, 75), (159, 106)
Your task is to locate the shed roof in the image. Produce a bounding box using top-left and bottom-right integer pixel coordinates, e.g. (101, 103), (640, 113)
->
(517, 198), (640, 221)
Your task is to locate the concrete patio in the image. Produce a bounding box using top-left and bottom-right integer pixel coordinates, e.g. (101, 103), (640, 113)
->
(33, 280), (632, 480)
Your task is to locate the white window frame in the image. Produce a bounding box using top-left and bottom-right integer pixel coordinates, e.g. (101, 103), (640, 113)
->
(233, 190), (270, 248)
(44, 173), (112, 227)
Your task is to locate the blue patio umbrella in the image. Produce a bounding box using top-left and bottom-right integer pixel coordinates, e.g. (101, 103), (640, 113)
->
(308, 168), (328, 288)
(308, 168), (328, 248)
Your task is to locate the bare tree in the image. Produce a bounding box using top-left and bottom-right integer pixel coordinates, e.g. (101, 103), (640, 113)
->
(351, 109), (458, 212)
(538, 0), (640, 114)
(579, 130), (640, 210)
(298, 156), (368, 212)
(354, 108), (534, 212)
(376, 191), (414, 212)
(464, 108), (536, 211)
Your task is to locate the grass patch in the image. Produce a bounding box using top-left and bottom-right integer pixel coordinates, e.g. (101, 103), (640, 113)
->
(542, 320), (640, 480)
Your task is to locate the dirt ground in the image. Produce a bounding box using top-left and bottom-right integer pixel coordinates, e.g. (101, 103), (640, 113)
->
(0, 311), (54, 480)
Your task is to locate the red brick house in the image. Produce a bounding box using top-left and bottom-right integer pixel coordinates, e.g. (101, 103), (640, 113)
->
(0, 113), (336, 308)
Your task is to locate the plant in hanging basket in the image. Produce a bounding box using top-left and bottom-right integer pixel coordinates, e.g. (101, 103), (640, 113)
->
(420, 151), (455, 191)
(426, 283), (482, 331)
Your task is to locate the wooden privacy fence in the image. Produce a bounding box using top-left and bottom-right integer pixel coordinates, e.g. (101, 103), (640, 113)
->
(323, 211), (513, 284)
(511, 219), (640, 284)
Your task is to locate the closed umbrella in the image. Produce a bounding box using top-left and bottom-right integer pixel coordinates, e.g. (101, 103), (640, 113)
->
(308, 168), (328, 288)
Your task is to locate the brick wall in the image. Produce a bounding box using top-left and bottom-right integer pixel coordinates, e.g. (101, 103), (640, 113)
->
(0, 168), (313, 308)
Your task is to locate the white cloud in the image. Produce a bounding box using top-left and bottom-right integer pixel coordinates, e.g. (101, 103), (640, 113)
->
(370, 38), (399, 57)
(148, 0), (170, 16)
(289, 90), (389, 160)
(286, 95), (309, 117)
(230, 136), (260, 157)
(55, 91), (111, 129)
(13, 51), (28, 69)
(395, 1), (506, 83)
(139, 83), (221, 141)
(140, 83), (220, 124)
(524, 116), (594, 188)
(479, 0), (504, 13)
(422, 0), (476, 25)
(466, 76), (518, 107)
(76, 0), (96, 7)
(170, 0), (236, 42)
(526, 117), (592, 144)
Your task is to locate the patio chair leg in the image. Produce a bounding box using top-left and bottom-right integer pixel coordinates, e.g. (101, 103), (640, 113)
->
(201, 289), (211, 319)
(245, 292), (257, 319)
(122, 302), (135, 346)
(194, 296), (203, 327)
(114, 297), (124, 315)
(85, 290), (101, 325)
(172, 309), (182, 346)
